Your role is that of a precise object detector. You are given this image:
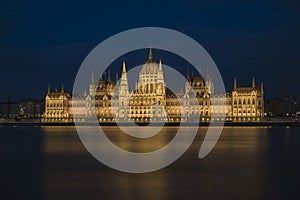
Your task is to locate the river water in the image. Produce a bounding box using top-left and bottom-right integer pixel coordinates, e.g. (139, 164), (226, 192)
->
(1, 126), (299, 200)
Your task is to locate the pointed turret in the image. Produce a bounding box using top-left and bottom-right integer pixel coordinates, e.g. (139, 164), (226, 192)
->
(122, 61), (126, 74)
(47, 84), (51, 95)
(91, 72), (95, 85)
(187, 67), (190, 82)
(159, 59), (162, 71)
(89, 72), (96, 96)
(191, 70), (194, 79)
(157, 59), (165, 86)
(108, 70), (111, 81)
(205, 67), (211, 81)
(234, 78), (237, 90)
(185, 67), (191, 95)
(252, 77), (255, 88)
(115, 72), (118, 83)
(61, 84), (64, 93)
(119, 61), (128, 96)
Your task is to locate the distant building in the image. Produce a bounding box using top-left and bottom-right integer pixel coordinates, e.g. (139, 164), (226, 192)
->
(0, 98), (44, 119)
(18, 99), (45, 118)
(42, 48), (264, 123)
(265, 97), (300, 117)
(0, 99), (19, 118)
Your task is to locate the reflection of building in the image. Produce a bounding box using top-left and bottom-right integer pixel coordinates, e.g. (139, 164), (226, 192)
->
(42, 48), (264, 123)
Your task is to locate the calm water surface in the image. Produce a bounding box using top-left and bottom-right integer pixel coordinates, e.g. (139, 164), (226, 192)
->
(1, 126), (300, 200)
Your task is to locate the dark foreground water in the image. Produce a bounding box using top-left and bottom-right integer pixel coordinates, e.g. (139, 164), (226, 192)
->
(0, 126), (300, 200)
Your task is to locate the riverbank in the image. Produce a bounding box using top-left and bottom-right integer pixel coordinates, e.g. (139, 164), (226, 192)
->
(0, 120), (299, 127)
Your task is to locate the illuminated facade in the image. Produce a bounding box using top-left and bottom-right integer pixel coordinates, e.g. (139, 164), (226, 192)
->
(42, 49), (264, 123)
(43, 85), (72, 122)
(231, 78), (264, 121)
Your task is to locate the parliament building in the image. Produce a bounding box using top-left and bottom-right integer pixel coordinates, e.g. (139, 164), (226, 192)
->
(42, 49), (264, 123)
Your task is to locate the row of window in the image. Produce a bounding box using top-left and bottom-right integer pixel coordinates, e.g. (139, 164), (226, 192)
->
(233, 98), (258, 105)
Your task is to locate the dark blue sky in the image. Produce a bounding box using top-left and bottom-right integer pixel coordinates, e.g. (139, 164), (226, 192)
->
(0, 0), (299, 100)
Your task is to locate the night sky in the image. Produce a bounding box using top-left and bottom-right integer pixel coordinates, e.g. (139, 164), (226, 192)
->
(0, 0), (299, 101)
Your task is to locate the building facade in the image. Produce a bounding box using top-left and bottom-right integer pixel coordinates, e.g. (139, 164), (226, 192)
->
(42, 49), (264, 123)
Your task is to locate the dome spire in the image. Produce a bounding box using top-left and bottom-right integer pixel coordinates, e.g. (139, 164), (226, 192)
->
(147, 48), (153, 63)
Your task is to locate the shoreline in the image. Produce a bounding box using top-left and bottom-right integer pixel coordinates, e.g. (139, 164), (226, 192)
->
(0, 121), (299, 127)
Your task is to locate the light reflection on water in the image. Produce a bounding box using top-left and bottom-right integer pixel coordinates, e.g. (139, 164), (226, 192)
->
(1, 126), (299, 200)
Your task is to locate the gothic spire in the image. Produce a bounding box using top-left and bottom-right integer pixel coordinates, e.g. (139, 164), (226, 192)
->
(159, 59), (162, 71)
(116, 72), (118, 83)
(252, 77), (255, 88)
(187, 67), (190, 82)
(91, 72), (94, 85)
(48, 84), (50, 95)
(234, 78), (237, 90)
(61, 83), (64, 93)
(122, 61), (126, 74)
(108, 70), (111, 81)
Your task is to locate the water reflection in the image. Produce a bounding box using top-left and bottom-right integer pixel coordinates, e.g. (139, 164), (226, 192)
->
(37, 126), (300, 200)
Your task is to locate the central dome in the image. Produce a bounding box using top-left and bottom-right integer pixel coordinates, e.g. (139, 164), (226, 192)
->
(140, 48), (159, 74)
(141, 62), (159, 74)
